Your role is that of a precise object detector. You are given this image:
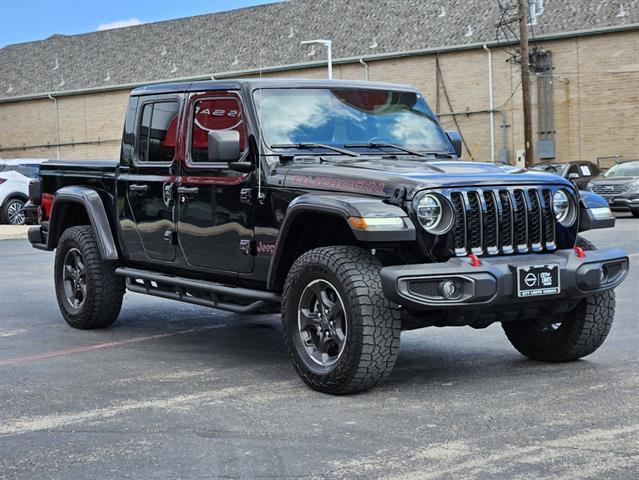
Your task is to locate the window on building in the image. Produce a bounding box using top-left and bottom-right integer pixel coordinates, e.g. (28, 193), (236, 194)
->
(191, 97), (246, 163)
(137, 101), (179, 162)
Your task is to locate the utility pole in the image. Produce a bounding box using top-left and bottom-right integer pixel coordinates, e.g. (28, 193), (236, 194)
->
(518, 0), (534, 166)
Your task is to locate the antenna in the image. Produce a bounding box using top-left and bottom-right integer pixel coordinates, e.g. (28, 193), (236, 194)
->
(257, 48), (265, 203)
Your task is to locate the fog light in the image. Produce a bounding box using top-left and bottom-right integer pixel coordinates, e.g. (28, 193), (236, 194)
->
(439, 279), (463, 300)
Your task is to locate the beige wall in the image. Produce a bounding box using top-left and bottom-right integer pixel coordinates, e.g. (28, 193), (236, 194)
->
(1, 30), (637, 164)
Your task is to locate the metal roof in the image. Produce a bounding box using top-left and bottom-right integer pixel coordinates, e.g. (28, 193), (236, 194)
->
(1, 0), (638, 101)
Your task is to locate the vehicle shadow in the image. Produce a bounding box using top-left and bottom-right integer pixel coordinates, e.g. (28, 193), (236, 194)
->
(113, 302), (607, 393)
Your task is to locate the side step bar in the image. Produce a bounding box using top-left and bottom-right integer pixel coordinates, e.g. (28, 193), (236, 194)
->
(115, 267), (281, 314)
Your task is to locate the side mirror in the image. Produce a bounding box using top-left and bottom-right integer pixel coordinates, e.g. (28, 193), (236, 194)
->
(208, 130), (240, 162)
(446, 131), (463, 158)
(568, 172), (580, 180)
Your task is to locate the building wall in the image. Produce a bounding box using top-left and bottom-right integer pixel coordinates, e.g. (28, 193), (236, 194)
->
(1, 30), (637, 164)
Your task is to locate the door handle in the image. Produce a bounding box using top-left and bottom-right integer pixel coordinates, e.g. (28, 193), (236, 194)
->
(129, 184), (149, 193)
(177, 186), (199, 195)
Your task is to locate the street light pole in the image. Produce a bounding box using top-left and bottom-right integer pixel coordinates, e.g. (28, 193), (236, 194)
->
(301, 39), (333, 79)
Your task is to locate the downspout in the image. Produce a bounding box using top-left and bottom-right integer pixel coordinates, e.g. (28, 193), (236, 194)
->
(48, 93), (61, 160)
(359, 58), (369, 81)
(483, 44), (495, 163)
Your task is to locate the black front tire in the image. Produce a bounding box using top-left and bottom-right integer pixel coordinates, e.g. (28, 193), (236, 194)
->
(282, 246), (401, 394)
(502, 236), (615, 362)
(54, 225), (125, 329)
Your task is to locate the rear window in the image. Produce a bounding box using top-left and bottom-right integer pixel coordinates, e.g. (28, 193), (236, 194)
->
(137, 101), (179, 162)
(16, 165), (40, 178)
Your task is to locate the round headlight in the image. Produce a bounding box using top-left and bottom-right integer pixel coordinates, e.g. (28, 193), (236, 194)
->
(553, 189), (576, 226)
(415, 194), (453, 234)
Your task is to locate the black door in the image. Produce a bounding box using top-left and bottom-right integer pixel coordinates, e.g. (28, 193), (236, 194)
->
(125, 97), (181, 263)
(177, 92), (254, 273)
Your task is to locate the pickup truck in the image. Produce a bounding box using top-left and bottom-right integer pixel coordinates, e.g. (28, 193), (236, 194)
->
(26, 79), (629, 394)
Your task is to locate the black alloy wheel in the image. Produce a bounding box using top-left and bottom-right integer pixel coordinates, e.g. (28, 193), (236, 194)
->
(297, 279), (348, 367)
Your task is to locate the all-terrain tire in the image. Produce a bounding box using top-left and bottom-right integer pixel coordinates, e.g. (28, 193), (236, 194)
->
(54, 225), (125, 329)
(282, 246), (401, 394)
(502, 236), (615, 362)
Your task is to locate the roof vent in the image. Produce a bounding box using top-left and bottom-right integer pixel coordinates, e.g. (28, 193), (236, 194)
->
(6, 84), (13, 94)
(52, 57), (59, 71)
(160, 46), (167, 56)
(288, 26), (295, 38)
(617, 4), (627, 17)
(104, 71), (111, 82)
(464, 25), (473, 37)
(438, 5), (446, 18)
(170, 63), (178, 74)
(369, 36), (378, 49)
(528, 0), (544, 25)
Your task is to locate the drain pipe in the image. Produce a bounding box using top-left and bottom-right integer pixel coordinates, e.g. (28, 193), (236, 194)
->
(48, 93), (61, 160)
(359, 58), (369, 81)
(483, 44), (495, 163)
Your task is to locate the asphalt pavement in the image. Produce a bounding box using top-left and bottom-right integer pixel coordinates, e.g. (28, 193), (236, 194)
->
(1, 215), (638, 479)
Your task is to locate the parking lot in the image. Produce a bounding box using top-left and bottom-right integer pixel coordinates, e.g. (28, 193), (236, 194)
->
(0, 215), (637, 480)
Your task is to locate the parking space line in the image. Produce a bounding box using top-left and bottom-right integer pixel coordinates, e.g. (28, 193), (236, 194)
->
(0, 325), (226, 367)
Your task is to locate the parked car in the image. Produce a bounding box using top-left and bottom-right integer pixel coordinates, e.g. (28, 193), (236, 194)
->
(26, 79), (628, 394)
(529, 161), (601, 190)
(0, 159), (47, 224)
(588, 160), (639, 217)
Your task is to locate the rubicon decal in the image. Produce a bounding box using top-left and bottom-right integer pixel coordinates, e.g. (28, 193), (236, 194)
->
(292, 175), (386, 194)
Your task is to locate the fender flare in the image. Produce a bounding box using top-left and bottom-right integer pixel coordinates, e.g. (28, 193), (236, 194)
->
(266, 193), (415, 290)
(48, 186), (119, 260)
(578, 190), (615, 232)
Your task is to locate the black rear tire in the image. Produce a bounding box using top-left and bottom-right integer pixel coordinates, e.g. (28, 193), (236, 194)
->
(54, 225), (125, 329)
(632, 211), (639, 218)
(502, 236), (615, 362)
(282, 246), (401, 394)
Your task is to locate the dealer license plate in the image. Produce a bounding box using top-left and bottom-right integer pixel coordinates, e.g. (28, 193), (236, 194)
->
(516, 264), (560, 298)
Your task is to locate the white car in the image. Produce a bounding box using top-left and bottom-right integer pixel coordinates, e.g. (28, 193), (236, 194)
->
(0, 159), (48, 225)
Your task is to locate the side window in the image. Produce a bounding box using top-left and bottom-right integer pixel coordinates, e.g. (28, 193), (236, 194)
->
(191, 96), (246, 163)
(137, 101), (179, 162)
(567, 164), (580, 176)
(579, 164), (592, 176)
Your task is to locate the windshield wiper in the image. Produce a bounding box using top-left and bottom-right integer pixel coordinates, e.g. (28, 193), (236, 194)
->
(270, 143), (360, 157)
(344, 142), (427, 158)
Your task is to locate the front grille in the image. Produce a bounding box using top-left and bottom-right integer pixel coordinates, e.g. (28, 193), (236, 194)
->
(591, 183), (629, 195)
(446, 187), (557, 256)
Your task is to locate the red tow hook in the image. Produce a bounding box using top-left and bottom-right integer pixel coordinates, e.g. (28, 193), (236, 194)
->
(574, 246), (586, 258)
(468, 253), (481, 267)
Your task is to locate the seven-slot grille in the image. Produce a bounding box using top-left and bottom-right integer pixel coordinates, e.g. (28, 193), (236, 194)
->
(590, 183), (629, 195)
(447, 188), (556, 256)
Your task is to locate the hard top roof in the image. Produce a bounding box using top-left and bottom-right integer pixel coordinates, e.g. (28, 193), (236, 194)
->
(130, 78), (418, 96)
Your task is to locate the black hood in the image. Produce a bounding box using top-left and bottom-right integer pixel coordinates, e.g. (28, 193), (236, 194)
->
(278, 158), (573, 198)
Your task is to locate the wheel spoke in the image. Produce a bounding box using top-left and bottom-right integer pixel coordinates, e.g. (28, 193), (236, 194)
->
(64, 264), (74, 279)
(299, 308), (321, 329)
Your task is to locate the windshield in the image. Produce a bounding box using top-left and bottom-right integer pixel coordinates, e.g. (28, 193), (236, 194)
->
(530, 163), (569, 175)
(603, 162), (639, 177)
(253, 88), (452, 154)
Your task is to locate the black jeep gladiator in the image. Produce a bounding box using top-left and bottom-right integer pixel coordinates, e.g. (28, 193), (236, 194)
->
(26, 79), (629, 394)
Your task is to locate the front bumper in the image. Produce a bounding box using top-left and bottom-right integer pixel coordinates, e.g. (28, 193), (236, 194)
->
(599, 195), (639, 212)
(381, 248), (629, 311)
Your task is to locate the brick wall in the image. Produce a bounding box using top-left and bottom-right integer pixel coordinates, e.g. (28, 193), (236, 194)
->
(1, 30), (637, 164)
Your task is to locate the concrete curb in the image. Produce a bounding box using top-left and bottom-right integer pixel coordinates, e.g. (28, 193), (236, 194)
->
(0, 225), (30, 240)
